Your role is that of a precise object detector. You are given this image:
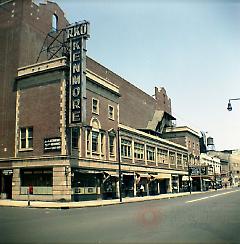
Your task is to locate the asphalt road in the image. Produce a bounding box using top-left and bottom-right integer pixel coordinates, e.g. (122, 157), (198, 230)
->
(1, 188), (240, 243)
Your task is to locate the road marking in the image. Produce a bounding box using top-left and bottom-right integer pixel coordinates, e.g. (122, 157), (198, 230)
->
(186, 189), (240, 203)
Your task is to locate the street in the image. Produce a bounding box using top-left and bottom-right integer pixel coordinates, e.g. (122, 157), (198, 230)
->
(1, 188), (240, 243)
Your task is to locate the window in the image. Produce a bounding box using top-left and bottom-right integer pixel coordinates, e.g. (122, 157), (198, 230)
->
(92, 131), (99, 153)
(108, 105), (114, 120)
(52, 14), (58, 32)
(157, 149), (168, 164)
(92, 98), (99, 114)
(177, 153), (182, 165)
(147, 145), (155, 161)
(72, 127), (80, 149)
(86, 129), (91, 153)
(169, 151), (175, 164)
(100, 133), (105, 156)
(183, 155), (188, 167)
(20, 127), (33, 149)
(109, 134), (116, 157)
(121, 139), (132, 158)
(21, 168), (53, 187)
(134, 143), (144, 160)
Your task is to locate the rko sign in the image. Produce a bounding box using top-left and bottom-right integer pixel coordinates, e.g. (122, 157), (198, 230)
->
(66, 21), (90, 125)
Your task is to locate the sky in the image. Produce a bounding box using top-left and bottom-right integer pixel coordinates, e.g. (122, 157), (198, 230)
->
(53, 0), (240, 151)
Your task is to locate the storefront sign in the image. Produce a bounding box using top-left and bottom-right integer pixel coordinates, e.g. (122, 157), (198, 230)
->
(66, 21), (90, 125)
(2, 169), (13, 175)
(190, 166), (207, 176)
(44, 137), (61, 152)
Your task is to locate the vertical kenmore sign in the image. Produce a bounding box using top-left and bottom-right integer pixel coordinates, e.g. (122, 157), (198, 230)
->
(66, 21), (90, 125)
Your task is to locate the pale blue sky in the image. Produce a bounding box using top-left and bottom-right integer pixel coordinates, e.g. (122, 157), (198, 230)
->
(54, 0), (240, 151)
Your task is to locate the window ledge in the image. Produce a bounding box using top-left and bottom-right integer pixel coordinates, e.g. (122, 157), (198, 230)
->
(19, 148), (33, 152)
(122, 156), (132, 160)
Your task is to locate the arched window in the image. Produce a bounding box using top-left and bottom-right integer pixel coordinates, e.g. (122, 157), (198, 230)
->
(90, 118), (101, 154)
(52, 14), (58, 32)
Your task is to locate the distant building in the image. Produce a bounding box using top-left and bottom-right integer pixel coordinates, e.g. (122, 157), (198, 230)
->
(208, 150), (240, 187)
(200, 153), (221, 190)
(162, 126), (201, 164)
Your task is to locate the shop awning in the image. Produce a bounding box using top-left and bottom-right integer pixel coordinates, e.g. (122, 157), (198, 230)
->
(154, 173), (171, 180)
(136, 173), (151, 178)
(182, 176), (192, 181)
(103, 171), (119, 177)
(203, 179), (211, 182)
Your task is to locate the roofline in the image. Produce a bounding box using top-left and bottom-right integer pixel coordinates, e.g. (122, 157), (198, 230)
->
(165, 126), (200, 137)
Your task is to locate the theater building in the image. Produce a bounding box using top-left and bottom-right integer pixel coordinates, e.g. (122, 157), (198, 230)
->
(0, 0), (193, 201)
(3, 56), (188, 202)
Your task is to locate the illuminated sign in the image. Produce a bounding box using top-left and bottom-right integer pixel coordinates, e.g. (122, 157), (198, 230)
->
(66, 21), (90, 125)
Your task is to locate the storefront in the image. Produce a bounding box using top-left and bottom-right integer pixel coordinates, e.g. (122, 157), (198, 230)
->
(71, 169), (119, 201)
(180, 175), (192, 192)
(122, 173), (134, 197)
(20, 168), (53, 195)
(172, 175), (179, 193)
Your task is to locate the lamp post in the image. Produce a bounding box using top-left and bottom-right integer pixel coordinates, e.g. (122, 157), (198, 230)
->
(213, 163), (217, 190)
(227, 98), (240, 111)
(188, 157), (192, 194)
(117, 128), (122, 202)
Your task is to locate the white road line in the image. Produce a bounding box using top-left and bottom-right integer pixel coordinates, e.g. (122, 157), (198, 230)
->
(186, 189), (240, 203)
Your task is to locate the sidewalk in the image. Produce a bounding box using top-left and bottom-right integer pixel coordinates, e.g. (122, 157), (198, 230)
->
(0, 191), (208, 209)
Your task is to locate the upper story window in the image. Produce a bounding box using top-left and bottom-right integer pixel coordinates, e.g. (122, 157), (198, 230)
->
(92, 98), (99, 115)
(92, 131), (99, 153)
(183, 155), (188, 167)
(109, 133), (116, 158)
(52, 14), (58, 32)
(121, 139), (132, 158)
(20, 127), (33, 150)
(72, 127), (80, 149)
(86, 129), (91, 153)
(157, 148), (168, 164)
(108, 105), (114, 120)
(146, 145), (155, 161)
(177, 153), (182, 165)
(169, 151), (176, 164)
(134, 142), (144, 160)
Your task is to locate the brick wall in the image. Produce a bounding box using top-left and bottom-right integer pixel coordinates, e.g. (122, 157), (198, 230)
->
(0, 0), (68, 158)
(17, 82), (61, 157)
(87, 57), (172, 130)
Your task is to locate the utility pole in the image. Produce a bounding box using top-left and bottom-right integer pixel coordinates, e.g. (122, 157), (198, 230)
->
(117, 128), (122, 202)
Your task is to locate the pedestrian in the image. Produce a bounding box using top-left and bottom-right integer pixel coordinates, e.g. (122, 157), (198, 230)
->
(140, 184), (144, 197)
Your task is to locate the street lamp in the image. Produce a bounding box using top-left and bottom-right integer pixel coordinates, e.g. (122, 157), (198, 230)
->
(117, 128), (123, 202)
(227, 98), (240, 111)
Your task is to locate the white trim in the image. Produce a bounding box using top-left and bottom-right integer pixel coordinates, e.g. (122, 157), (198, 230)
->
(86, 69), (119, 94)
(119, 123), (188, 151)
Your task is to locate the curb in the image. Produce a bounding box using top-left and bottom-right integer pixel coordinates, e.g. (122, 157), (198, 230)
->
(0, 189), (229, 209)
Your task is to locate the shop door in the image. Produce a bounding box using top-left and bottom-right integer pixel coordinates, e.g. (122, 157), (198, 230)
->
(160, 179), (167, 194)
(4, 175), (12, 199)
